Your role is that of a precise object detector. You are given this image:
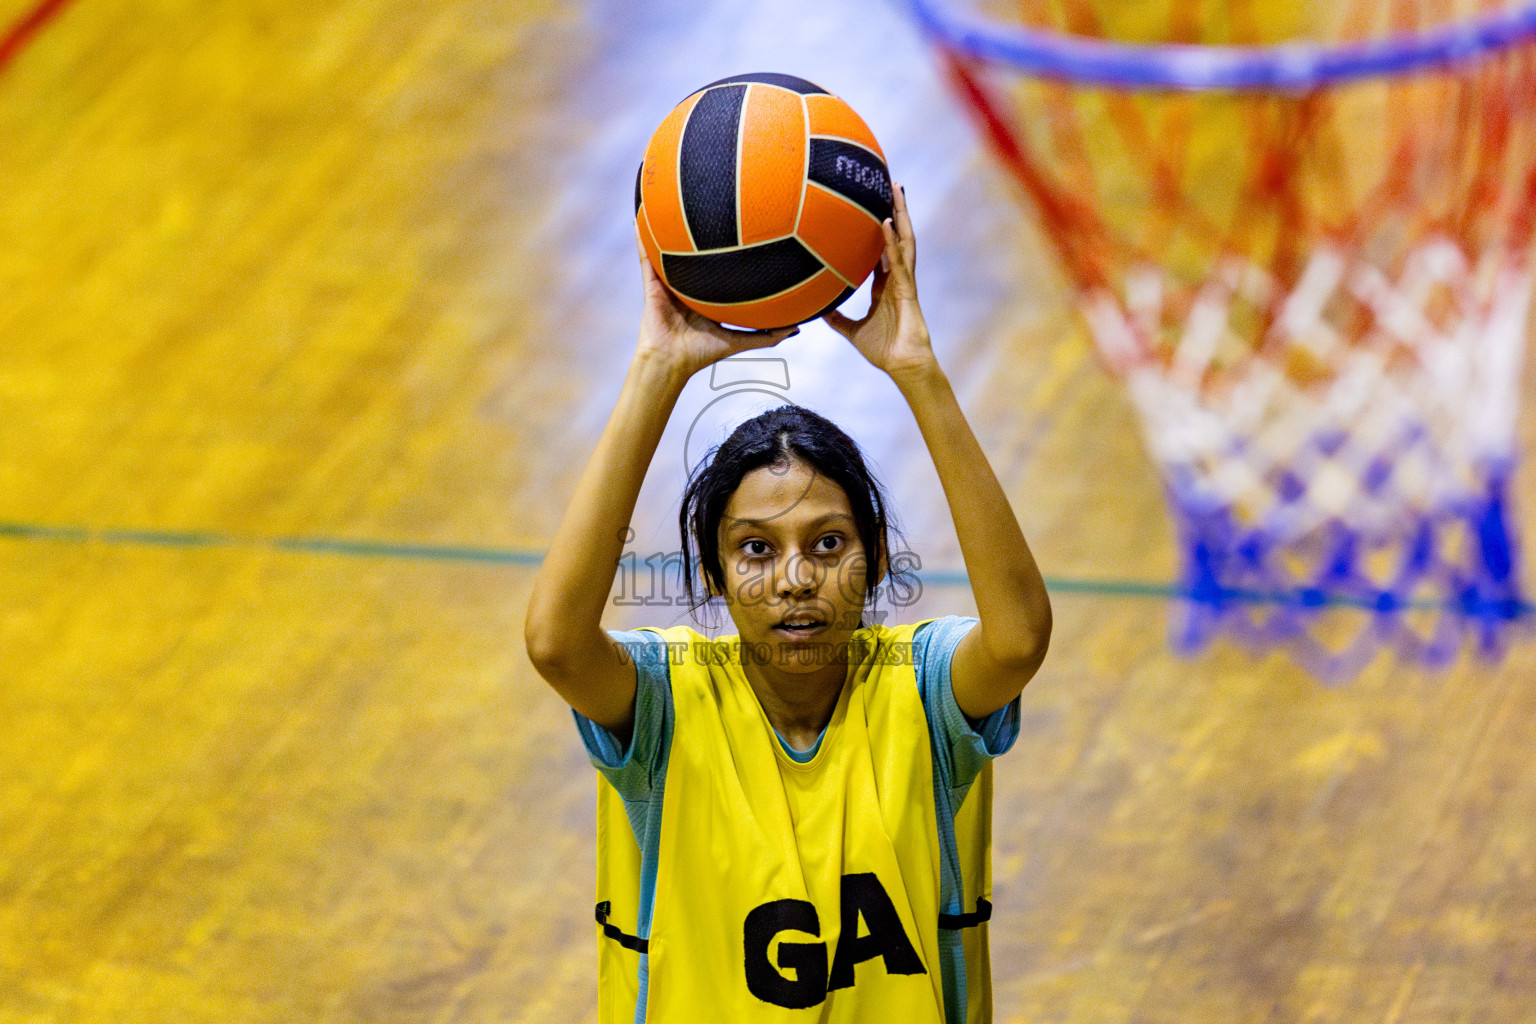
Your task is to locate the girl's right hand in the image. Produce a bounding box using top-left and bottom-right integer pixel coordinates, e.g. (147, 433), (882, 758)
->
(634, 227), (798, 376)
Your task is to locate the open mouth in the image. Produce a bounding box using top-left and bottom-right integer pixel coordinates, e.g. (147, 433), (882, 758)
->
(774, 615), (827, 637)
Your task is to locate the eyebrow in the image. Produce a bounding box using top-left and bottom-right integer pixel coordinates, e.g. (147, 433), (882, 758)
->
(722, 512), (856, 532)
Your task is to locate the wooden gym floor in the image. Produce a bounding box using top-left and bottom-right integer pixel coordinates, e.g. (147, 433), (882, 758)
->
(1, 0), (1533, 1020)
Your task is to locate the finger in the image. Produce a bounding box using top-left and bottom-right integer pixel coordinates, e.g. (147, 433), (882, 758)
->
(890, 183), (916, 268)
(698, 313), (799, 346)
(634, 223), (651, 270)
(865, 262), (890, 310)
(728, 324), (800, 352)
(822, 307), (860, 339)
(876, 219), (905, 283)
(635, 224), (666, 294)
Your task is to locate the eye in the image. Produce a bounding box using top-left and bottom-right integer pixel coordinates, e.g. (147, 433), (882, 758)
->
(814, 534), (844, 554)
(741, 539), (771, 558)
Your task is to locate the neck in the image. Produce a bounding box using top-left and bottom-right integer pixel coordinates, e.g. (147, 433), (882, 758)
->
(742, 657), (847, 752)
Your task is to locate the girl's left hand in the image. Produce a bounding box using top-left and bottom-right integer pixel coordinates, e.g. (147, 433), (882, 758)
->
(822, 183), (936, 382)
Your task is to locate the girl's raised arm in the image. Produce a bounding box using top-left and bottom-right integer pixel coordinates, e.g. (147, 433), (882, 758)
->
(523, 234), (795, 738)
(825, 185), (1051, 719)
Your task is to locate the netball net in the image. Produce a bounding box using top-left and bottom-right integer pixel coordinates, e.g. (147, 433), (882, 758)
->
(913, 0), (1536, 678)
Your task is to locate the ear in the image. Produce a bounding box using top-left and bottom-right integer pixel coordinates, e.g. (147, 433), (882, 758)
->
(702, 557), (739, 602)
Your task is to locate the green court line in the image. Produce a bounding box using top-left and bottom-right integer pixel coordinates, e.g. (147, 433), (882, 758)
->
(918, 568), (1180, 600)
(0, 518), (1157, 595)
(2, 519), (1528, 614)
(273, 536), (544, 565)
(0, 520), (544, 566)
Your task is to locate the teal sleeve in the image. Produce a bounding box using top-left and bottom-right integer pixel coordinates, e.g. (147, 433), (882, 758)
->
(914, 616), (1022, 1022)
(571, 629), (674, 804)
(914, 616), (1022, 799)
(571, 630), (675, 969)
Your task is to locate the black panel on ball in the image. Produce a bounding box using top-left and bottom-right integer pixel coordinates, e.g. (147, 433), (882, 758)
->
(679, 85), (746, 251)
(696, 71), (828, 95)
(807, 139), (894, 223)
(662, 238), (824, 305)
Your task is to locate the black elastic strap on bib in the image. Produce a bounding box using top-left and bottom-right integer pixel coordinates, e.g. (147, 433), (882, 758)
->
(595, 901), (650, 953)
(938, 898), (993, 930)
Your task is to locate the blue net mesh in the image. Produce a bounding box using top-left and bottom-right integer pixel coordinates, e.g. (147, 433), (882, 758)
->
(1166, 459), (1525, 680)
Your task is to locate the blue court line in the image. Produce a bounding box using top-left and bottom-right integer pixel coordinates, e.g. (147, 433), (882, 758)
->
(2, 519), (1529, 614)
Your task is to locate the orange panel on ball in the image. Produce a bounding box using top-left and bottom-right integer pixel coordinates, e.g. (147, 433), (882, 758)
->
(797, 184), (886, 287)
(683, 267), (849, 330)
(804, 94), (885, 160)
(738, 85), (808, 246)
(639, 90), (702, 253)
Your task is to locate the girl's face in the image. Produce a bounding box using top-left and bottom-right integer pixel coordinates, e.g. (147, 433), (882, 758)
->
(716, 459), (876, 681)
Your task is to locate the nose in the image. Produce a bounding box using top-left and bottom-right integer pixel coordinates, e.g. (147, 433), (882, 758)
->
(774, 550), (822, 598)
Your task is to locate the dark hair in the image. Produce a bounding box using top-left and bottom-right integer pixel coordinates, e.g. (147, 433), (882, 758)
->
(679, 405), (903, 613)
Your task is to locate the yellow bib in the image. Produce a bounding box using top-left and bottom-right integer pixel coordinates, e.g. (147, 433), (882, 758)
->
(594, 622), (998, 1023)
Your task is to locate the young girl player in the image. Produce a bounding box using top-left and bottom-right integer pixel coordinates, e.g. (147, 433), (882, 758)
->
(524, 185), (1051, 1023)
